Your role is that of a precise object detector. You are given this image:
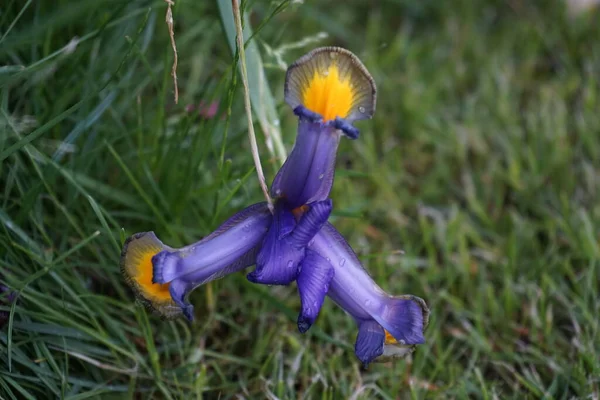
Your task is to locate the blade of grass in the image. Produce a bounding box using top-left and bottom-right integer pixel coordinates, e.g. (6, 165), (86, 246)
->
(217, 0), (287, 167)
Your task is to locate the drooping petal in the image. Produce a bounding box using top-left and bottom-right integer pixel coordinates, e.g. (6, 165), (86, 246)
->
(309, 223), (429, 346)
(152, 202), (272, 284)
(121, 203), (271, 319)
(270, 113), (340, 208)
(296, 249), (334, 333)
(354, 320), (385, 365)
(247, 202), (303, 285)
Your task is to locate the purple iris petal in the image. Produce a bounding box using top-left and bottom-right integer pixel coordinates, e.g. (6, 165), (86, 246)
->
(169, 243), (261, 321)
(297, 249), (334, 333)
(309, 223), (428, 346)
(151, 203), (272, 285)
(248, 199), (332, 285)
(289, 199), (332, 247)
(270, 107), (341, 208)
(355, 320), (385, 365)
(247, 202), (302, 285)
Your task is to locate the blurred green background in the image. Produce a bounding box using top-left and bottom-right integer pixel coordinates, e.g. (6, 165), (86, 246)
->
(1, 0), (599, 398)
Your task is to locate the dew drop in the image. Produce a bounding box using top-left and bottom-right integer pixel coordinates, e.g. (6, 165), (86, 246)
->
(399, 340), (406, 345)
(322, 70), (329, 77)
(326, 257), (331, 262)
(308, 239), (315, 247)
(318, 173), (324, 180)
(243, 224), (251, 232)
(287, 260), (294, 269)
(364, 299), (371, 307)
(339, 259), (346, 267)
(273, 119), (280, 127)
(358, 106), (366, 113)
(329, 52), (337, 60)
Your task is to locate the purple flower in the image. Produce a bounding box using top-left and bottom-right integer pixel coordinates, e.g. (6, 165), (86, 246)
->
(307, 223), (429, 365)
(120, 46), (430, 365)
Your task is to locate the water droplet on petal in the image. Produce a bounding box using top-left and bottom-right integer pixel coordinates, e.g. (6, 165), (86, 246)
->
(329, 52), (337, 60)
(339, 259), (346, 267)
(364, 299), (371, 307)
(326, 257), (331, 262)
(358, 106), (366, 113)
(287, 260), (294, 269)
(399, 340), (406, 345)
(322, 70), (329, 76)
(318, 173), (324, 180)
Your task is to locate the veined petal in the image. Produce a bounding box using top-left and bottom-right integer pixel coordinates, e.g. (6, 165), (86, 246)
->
(355, 320), (385, 366)
(297, 249), (334, 333)
(290, 199), (332, 247)
(247, 202), (303, 285)
(152, 203), (271, 284)
(310, 223), (430, 345)
(270, 115), (340, 208)
(284, 47), (376, 123)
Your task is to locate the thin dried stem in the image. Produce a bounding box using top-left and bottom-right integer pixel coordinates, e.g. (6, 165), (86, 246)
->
(165, 0), (178, 104)
(232, 0), (274, 212)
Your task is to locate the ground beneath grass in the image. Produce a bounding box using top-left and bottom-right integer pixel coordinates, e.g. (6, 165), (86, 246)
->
(1, 0), (599, 398)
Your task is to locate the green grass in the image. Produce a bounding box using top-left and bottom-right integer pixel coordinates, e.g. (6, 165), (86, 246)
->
(1, 0), (599, 398)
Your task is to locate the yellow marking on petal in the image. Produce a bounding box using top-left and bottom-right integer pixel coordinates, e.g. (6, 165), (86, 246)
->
(292, 204), (309, 219)
(384, 329), (398, 345)
(134, 248), (172, 301)
(121, 232), (174, 311)
(302, 64), (354, 122)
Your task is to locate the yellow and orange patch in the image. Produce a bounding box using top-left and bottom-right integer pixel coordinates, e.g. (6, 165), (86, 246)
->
(301, 65), (354, 121)
(384, 329), (398, 345)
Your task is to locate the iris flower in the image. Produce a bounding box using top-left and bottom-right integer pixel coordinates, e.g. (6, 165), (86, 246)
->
(121, 47), (428, 365)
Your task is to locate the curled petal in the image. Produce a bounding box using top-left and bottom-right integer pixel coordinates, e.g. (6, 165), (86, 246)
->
(297, 249), (334, 333)
(290, 199), (332, 247)
(152, 203), (271, 284)
(355, 320), (385, 366)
